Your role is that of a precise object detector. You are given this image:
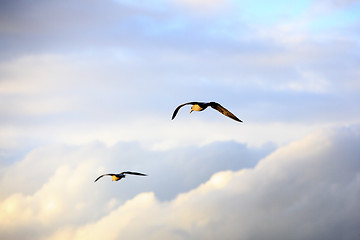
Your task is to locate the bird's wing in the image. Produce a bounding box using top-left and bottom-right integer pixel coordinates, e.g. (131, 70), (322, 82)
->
(94, 174), (114, 182)
(122, 171), (147, 176)
(171, 102), (198, 120)
(210, 102), (242, 122)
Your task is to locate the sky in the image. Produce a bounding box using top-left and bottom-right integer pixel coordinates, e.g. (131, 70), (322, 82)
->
(0, 0), (360, 239)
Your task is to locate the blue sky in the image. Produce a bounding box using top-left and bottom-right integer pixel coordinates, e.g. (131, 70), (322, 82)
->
(1, 0), (360, 239)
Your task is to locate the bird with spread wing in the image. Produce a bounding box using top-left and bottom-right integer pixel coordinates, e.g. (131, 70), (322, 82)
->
(172, 101), (242, 122)
(94, 171), (147, 182)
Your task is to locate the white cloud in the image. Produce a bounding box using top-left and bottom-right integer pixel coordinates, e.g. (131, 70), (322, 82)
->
(45, 126), (360, 240)
(0, 1), (359, 238)
(1, 126), (359, 239)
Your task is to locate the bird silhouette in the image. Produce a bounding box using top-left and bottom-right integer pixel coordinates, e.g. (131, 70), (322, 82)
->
(94, 171), (147, 182)
(172, 101), (242, 122)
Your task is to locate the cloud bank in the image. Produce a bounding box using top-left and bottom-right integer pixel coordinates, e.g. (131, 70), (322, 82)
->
(1, 126), (359, 240)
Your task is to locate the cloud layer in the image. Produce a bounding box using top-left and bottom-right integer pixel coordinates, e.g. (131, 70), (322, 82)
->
(1, 1), (359, 161)
(1, 1), (360, 239)
(1, 127), (359, 239)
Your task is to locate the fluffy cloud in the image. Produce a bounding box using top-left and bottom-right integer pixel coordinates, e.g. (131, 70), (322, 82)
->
(1, 1), (359, 238)
(60, 127), (360, 240)
(0, 139), (271, 239)
(1, 127), (359, 239)
(0, 140), (270, 201)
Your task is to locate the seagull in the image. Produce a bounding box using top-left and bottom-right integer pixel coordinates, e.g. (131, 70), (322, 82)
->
(94, 171), (147, 182)
(171, 101), (242, 122)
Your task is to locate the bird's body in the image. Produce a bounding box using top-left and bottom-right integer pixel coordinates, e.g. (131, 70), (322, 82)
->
(190, 103), (207, 112)
(172, 101), (242, 122)
(94, 171), (147, 182)
(111, 174), (122, 181)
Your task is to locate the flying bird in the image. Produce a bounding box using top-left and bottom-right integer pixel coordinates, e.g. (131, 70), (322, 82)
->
(171, 101), (242, 122)
(94, 171), (147, 182)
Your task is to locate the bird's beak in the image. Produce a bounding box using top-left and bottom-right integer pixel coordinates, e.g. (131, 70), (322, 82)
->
(190, 110), (193, 114)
